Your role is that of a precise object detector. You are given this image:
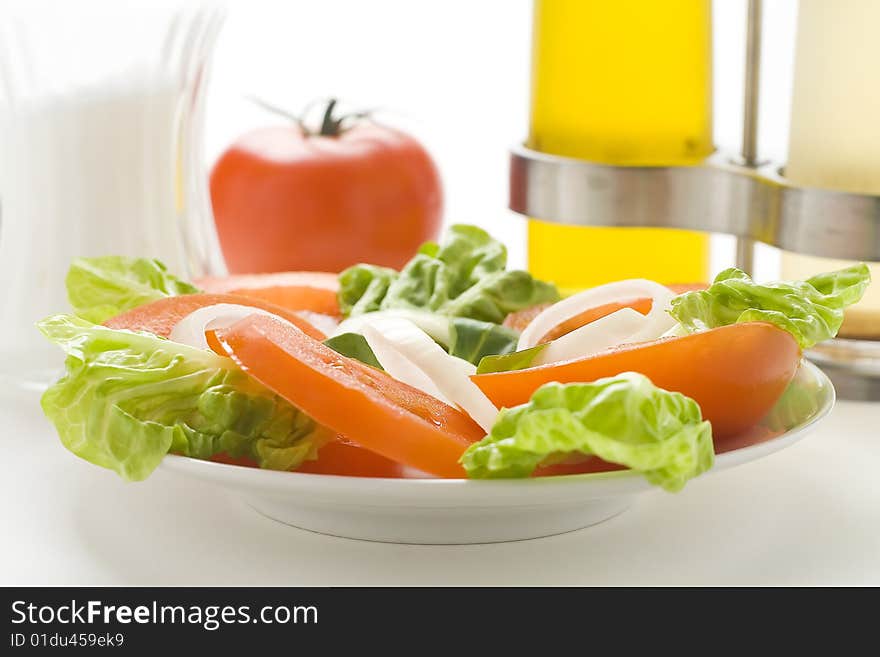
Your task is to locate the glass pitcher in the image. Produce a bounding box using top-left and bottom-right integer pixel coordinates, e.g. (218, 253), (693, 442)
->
(0, 0), (227, 391)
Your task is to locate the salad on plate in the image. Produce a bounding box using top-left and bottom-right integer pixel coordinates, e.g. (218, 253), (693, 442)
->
(38, 225), (870, 492)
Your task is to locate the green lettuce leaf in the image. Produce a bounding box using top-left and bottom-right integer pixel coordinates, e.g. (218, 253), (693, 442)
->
(324, 333), (383, 369)
(338, 264), (397, 317)
(66, 256), (200, 324)
(447, 318), (519, 365)
(460, 372), (714, 492)
(476, 344), (548, 374)
(38, 315), (329, 481)
(339, 225), (560, 323)
(669, 264), (871, 349)
(329, 313), (517, 367)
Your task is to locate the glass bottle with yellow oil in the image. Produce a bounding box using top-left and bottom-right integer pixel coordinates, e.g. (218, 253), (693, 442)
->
(527, 0), (713, 294)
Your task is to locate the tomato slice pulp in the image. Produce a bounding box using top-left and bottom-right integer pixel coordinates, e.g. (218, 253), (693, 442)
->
(213, 315), (486, 478)
(473, 322), (801, 438)
(196, 272), (340, 316)
(103, 292), (327, 341)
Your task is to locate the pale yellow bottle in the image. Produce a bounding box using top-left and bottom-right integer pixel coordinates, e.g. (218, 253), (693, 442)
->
(528, 0), (712, 293)
(782, 0), (880, 339)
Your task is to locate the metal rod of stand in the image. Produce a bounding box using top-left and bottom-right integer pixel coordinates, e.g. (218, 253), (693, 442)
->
(735, 0), (762, 274)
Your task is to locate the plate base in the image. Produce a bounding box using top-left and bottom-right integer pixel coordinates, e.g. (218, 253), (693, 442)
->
(244, 496), (633, 544)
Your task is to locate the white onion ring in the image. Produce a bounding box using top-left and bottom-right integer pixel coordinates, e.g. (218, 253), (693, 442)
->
(169, 303), (294, 350)
(518, 280), (677, 350)
(333, 309), (452, 346)
(362, 323), (451, 404)
(532, 308), (648, 366)
(362, 318), (498, 432)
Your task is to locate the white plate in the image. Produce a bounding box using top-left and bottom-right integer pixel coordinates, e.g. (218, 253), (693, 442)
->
(162, 360), (835, 544)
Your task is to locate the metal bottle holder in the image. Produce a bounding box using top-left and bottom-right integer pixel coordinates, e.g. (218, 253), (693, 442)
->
(508, 0), (880, 401)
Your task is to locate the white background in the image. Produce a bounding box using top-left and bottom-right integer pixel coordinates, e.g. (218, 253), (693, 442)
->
(206, 0), (799, 271)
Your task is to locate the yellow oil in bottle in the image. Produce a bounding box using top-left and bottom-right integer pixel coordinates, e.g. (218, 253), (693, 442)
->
(527, 0), (712, 292)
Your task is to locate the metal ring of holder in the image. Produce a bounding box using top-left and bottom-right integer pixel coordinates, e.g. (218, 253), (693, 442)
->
(510, 145), (880, 261)
(508, 144), (880, 400)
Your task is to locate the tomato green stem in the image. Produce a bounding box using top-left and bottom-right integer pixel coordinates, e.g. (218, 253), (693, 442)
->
(248, 96), (369, 138)
(319, 98), (341, 136)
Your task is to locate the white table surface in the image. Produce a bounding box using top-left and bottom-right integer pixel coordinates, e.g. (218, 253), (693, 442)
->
(3, 389), (879, 587)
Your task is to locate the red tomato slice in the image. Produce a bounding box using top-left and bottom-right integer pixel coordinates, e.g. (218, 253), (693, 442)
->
(533, 456), (626, 477)
(296, 437), (413, 478)
(225, 287), (340, 317)
(103, 292), (326, 341)
(534, 419), (786, 477)
(196, 272), (341, 316)
(713, 425), (786, 454)
(212, 315), (485, 478)
(209, 438), (413, 478)
(472, 322), (801, 438)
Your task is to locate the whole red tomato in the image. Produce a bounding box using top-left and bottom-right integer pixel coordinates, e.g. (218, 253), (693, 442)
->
(209, 99), (443, 273)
